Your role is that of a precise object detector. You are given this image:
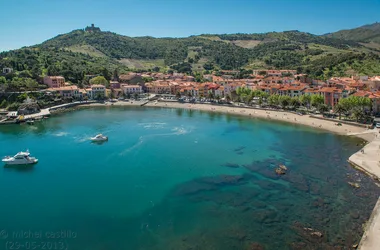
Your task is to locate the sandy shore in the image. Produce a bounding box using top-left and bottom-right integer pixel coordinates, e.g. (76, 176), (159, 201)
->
(144, 101), (377, 142)
(80, 100), (147, 107)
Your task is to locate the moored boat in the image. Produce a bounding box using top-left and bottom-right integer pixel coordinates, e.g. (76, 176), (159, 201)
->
(2, 150), (38, 165)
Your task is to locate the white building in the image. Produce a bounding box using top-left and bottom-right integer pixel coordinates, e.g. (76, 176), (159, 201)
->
(86, 85), (106, 99)
(121, 84), (142, 95)
(2, 68), (13, 74)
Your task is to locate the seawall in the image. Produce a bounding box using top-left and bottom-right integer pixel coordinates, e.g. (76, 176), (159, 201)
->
(358, 198), (380, 250)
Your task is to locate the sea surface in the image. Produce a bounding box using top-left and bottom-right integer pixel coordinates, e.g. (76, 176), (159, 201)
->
(0, 106), (379, 250)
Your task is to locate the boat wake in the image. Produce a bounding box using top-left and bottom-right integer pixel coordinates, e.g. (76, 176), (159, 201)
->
(138, 122), (167, 130)
(119, 126), (192, 155)
(52, 132), (69, 137)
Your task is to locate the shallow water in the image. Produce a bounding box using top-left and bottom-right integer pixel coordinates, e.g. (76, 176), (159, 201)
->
(0, 107), (378, 250)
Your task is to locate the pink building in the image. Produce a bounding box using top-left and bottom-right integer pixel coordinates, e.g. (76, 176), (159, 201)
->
(44, 76), (65, 88)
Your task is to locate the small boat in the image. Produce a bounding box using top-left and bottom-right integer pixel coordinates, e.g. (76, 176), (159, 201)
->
(26, 120), (34, 125)
(91, 134), (108, 142)
(2, 150), (38, 165)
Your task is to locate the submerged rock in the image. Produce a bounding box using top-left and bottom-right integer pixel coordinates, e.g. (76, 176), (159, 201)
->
(310, 231), (323, 238)
(199, 175), (245, 186)
(275, 167), (286, 175)
(247, 242), (265, 250)
(223, 162), (240, 168)
(279, 164), (288, 171)
(348, 182), (360, 188)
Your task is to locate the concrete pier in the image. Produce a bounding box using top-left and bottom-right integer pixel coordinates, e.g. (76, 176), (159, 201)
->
(348, 131), (380, 250)
(348, 132), (380, 180)
(358, 198), (380, 250)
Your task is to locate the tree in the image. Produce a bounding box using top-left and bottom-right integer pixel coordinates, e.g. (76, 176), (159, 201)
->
(318, 104), (329, 114)
(113, 68), (119, 81)
(17, 93), (28, 103)
(279, 95), (291, 109)
(89, 76), (109, 87)
(101, 67), (111, 80)
(0, 76), (6, 84)
(176, 91), (181, 99)
(352, 108), (365, 122)
(203, 62), (214, 71)
(290, 97), (301, 109)
(0, 99), (7, 108)
(207, 92), (214, 101)
(333, 103), (346, 120)
(152, 66), (160, 72)
(299, 95), (311, 109)
(311, 94), (324, 108)
(134, 93), (139, 100)
(268, 94), (280, 107)
(95, 93), (103, 100)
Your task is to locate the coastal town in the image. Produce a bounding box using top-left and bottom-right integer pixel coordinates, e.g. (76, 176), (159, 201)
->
(3, 0), (380, 249)
(1, 67), (380, 119)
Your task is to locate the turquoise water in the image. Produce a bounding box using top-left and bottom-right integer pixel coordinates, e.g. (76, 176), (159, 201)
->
(0, 107), (379, 250)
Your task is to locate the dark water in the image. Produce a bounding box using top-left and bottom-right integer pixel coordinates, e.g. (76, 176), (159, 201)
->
(0, 107), (378, 250)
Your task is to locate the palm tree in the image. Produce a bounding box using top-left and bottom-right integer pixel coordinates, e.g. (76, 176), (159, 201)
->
(334, 103), (346, 120)
(134, 93), (139, 100)
(279, 95), (291, 109)
(318, 104), (329, 115)
(300, 94), (312, 109)
(290, 97), (300, 109)
(311, 94), (324, 109)
(176, 91), (181, 99)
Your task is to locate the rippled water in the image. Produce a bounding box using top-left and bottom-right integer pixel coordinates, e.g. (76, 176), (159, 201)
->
(0, 106), (378, 250)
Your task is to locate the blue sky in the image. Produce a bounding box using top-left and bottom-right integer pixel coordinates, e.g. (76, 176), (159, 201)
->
(1, 0), (379, 52)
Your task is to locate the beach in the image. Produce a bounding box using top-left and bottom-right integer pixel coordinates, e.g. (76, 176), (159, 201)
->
(143, 101), (377, 142)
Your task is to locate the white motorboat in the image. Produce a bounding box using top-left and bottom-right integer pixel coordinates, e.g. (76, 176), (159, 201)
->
(2, 150), (38, 165)
(91, 134), (108, 142)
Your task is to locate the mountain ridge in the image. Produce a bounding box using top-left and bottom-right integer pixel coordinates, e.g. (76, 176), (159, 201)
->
(1, 23), (380, 85)
(325, 22), (380, 44)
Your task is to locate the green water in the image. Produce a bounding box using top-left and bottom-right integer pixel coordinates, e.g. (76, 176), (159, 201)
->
(0, 107), (378, 250)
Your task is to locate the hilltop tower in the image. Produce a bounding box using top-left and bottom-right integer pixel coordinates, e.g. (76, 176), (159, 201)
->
(85, 24), (101, 33)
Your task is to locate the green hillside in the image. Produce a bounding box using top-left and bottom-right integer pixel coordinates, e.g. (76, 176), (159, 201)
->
(1, 23), (380, 86)
(326, 22), (380, 44)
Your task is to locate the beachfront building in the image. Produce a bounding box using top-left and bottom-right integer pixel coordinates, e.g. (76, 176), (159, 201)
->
(44, 76), (65, 88)
(87, 85), (106, 100)
(319, 87), (346, 108)
(145, 82), (171, 94)
(121, 84), (143, 95)
(47, 86), (80, 99)
(214, 86), (225, 97)
(353, 90), (380, 114)
(279, 83), (307, 97)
